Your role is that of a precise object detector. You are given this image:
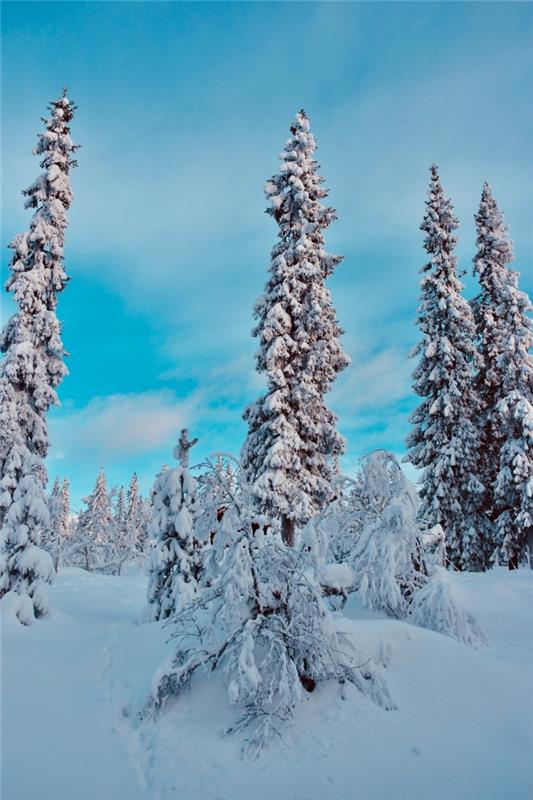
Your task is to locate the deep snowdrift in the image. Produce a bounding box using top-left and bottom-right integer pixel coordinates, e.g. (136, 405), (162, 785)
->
(2, 567), (532, 800)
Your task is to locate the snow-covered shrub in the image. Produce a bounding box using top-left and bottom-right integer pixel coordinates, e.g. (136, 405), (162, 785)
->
(330, 452), (427, 617)
(146, 461), (393, 756)
(421, 524), (446, 569)
(0, 470), (55, 623)
(194, 455), (236, 548)
(321, 476), (365, 566)
(301, 516), (330, 572)
(300, 515), (356, 605)
(408, 568), (488, 647)
(318, 450), (426, 616)
(322, 452), (486, 645)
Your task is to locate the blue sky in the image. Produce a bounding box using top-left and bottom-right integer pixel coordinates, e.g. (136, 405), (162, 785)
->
(2, 1), (533, 509)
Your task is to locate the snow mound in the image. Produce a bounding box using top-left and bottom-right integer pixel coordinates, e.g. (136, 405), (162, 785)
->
(2, 567), (532, 800)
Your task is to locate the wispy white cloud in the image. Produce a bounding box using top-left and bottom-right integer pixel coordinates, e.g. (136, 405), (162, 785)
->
(323, 33), (533, 249)
(330, 344), (416, 474)
(332, 345), (412, 418)
(49, 389), (198, 462)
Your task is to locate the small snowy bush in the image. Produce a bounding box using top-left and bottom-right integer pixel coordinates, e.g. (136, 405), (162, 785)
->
(408, 568), (488, 647)
(325, 452), (487, 646)
(336, 451), (427, 617)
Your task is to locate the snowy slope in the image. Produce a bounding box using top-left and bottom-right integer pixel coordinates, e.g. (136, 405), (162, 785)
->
(2, 567), (532, 800)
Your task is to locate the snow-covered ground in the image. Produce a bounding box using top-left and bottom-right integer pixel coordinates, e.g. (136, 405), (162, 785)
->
(2, 567), (532, 800)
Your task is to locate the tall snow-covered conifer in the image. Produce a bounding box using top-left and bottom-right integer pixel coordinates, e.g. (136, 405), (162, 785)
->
(473, 183), (533, 568)
(0, 91), (77, 623)
(242, 110), (348, 545)
(406, 166), (487, 571)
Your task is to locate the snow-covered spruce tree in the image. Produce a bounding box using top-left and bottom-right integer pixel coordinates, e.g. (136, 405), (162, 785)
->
(111, 476), (149, 572)
(68, 469), (116, 572)
(406, 165), (487, 572)
(472, 183), (514, 530)
(472, 183), (533, 569)
(242, 110), (349, 546)
(59, 478), (72, 544)
(43, 476), (72, 570)
(145, 431), (200, 621)
(496, 392), (533, 569)
(0, 91), (77, 624)
(42, 476), (72, 570)
(41, 476), (62, 569)
(115, 485), (127, 535)
(113, 485), (131, 571)
(126, 472), (148, 559)
(146, 460), (392, 756)
(140, 495), (153, 551)
(79, 469), (114, 547)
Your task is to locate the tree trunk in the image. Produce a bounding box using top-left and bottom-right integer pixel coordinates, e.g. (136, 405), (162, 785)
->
(527, 528), (533, 570)
(508, 553), (519, 570)
(281, 515), (295, 547)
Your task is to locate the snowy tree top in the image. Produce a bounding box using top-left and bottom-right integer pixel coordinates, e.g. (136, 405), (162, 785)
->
(474, 181), (514, 274)
(173, 429), (199, 468)
(420, 164), (459, 267)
